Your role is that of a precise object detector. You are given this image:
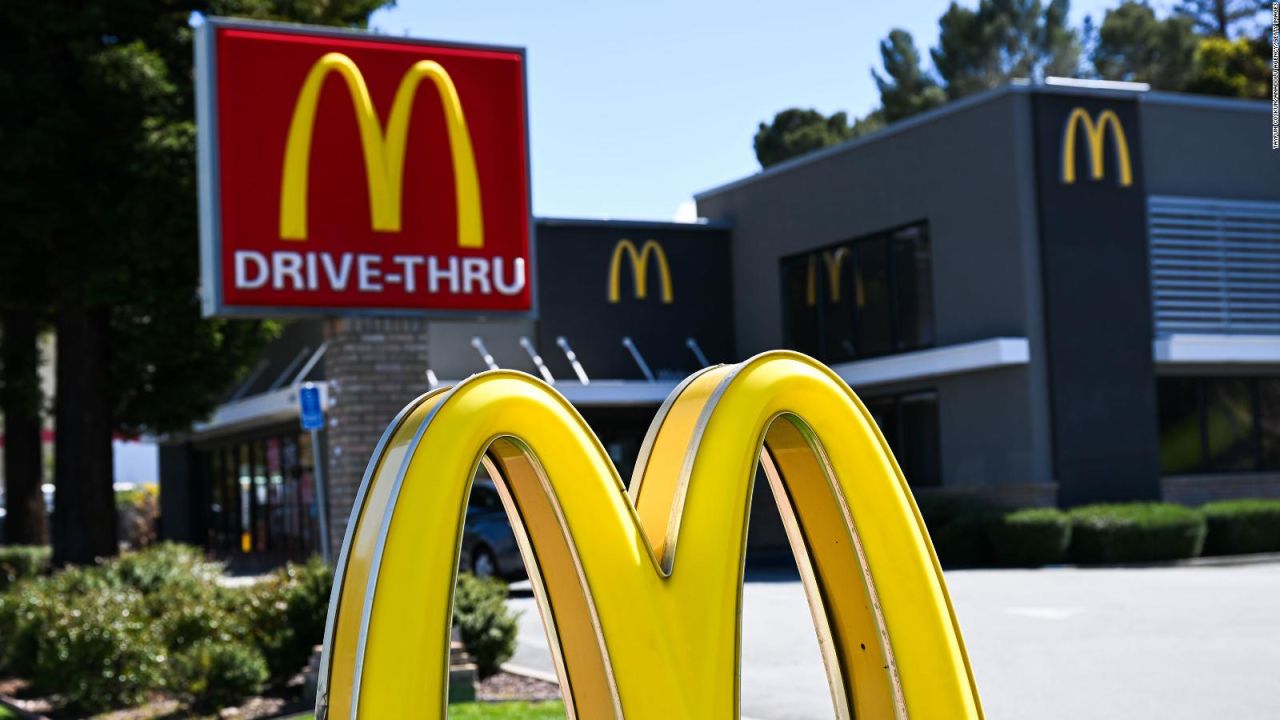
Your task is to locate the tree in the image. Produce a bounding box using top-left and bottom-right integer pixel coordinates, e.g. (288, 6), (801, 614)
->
(1175, 0), (1264, 37)
(0, 0), (384, 563)
(754, 109), (856, 168)
(1185, 35), (1271, 97)
(1092, 1), (1199, 90)
(873, 29), (947, 122)
(1, 311), (46, 545)
(932, 0), (1082, 99)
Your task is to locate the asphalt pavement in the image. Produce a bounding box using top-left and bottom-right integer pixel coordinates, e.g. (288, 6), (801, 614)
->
(506, 561), (1280, 719)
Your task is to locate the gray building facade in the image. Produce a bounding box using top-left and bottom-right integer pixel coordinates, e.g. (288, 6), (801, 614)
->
(160, 82), (1280, 566)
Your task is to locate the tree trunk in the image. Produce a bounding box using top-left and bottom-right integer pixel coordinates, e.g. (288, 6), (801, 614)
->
(52, 304), (115, 565)
(2, 308), (46, 545)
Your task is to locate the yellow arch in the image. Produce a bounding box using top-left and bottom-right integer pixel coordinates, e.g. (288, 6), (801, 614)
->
(279, 52), (484, 248)
(317, 352), (983, 719)
(1061, 107), (1133, 187)
(607, 239), (674, 304)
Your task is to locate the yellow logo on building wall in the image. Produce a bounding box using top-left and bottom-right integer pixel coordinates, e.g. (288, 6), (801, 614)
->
(805, 248), (849, 306)
(316, 352), (984, 719)
(1060, 107), (1132, 187)
(279, 52), (484, 247)
(607, 238), (673, 304)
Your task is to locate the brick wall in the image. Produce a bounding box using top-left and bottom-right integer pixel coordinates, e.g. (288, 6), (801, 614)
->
(322, 316), (430, 556)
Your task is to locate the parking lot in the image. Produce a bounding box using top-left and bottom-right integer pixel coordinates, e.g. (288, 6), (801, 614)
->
(508, 561), (1280, 719)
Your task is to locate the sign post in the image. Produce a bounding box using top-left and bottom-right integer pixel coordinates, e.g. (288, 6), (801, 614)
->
(299, 382), (331, 562)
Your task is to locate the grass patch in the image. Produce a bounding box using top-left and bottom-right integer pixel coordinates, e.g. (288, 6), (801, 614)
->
(450, 701), (566, 719)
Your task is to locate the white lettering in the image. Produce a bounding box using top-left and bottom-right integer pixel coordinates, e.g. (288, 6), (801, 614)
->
(305, 252), (318, 290)
(492, 257), (526, 296)
(272, 251), (305, 290)
(357, 254), (383, 292)
(320, 253), (353, 291)
(461, 257), (492, 295)
(427, 256), (459, 294)
(234, 251), (269, 289)
(392, 255), (425, 293)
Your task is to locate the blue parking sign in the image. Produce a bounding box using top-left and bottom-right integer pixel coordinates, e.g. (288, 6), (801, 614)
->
(299, 383), (324, 431)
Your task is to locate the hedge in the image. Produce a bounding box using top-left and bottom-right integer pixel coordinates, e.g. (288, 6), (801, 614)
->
(0, 545), (50, 592)
(454, 572), (519, 678)
(986, 508), (1072, 567)
(0, 543), (330, 713)
(1069, 503), (1206, 564)
(1201, 499), (1280, 555)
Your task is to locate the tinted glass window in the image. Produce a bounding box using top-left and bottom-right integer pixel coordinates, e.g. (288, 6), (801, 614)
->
(900, 392), (941, 487)
(779, 222), (933, 364)
(1260, 378), (1280, 469)
(892, 226), (935, 350)
(782, 254), (821, 357)
(819, 245), (858, 362)
(1157, 377), (1202, 474)
(853, 237), (893, 357)
(1204, 378), (1257, 471)
(470, 486), (504, 512)
(865, 390), (940, 487)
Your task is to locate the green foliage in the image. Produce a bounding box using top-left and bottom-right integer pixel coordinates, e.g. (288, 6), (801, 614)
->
(0, 545), (50, 591)
(448, 701), (567, 719)
(987, 508), (1071, 566)
(245, 556), (334, 680)
(1201, 499), (1280, 555)
(916, 496), (998, 567)
(1174, 0), (1263, 37)
(753, 109), (857, 169)
(932, 0), (1081, 98)
(873, 29), (947, 122)
(1092, 1), (1199, 90)
(454, 573), (519, 678)
(170, 639), (270, 709)
(0, 565), (167, 709)
(1185, 35), (1271, 99)
(1069, 503), (1207, 564)
(0, 544), (330, 712)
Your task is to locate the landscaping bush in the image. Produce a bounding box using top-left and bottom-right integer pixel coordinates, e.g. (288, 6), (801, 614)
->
(916, 496), (998, 567)
(454, 572), (518, 678)
(1069, 503), (1206, 564)
(987, 508), (1072, 566)
(245, 556), (333, 681)
(170, 639), (269, 710)
(0, 545), (50, 592)
(27, 582), (167, 709)
(1201, 499), (1280, 555)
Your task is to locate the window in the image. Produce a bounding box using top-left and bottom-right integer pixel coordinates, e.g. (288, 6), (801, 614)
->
(1157, 376), (1280, 475)
(781, 222), (934, 363)
(865, 390), (941, 487)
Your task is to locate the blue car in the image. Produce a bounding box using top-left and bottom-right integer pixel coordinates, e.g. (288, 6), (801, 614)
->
(460, 480), (526, 581)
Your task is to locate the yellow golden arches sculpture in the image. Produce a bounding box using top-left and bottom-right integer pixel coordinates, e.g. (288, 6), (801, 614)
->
(316, 351), (983, 720)
(279, 52), (484, 248)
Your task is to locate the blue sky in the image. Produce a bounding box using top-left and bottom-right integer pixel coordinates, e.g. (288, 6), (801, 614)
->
(372, 0), (1123, 220)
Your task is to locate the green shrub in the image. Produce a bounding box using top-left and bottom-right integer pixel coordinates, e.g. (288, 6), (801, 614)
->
(170, 639), (269, 710)
(453, 573), (518, 678)
(1069, 503), (1206, 564)
(0, 564), (123, 674)
(111, 542), (223, 597)
(987, 508), (1072, 566)
(27, 583), (167, 710)
(245, 556), (333, 681)
(916, 496), (998, 567)
(0, 545), (51, 591)
(156, 584), (245, 652)
(1202, 499), (1280, 555)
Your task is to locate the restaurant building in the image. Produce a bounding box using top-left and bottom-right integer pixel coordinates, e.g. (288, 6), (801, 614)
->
(160, 81), (1280, 564)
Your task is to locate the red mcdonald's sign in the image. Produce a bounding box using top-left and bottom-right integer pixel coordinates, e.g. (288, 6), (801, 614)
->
(194, 16), (533, 316)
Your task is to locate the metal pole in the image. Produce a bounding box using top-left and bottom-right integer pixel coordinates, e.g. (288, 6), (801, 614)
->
(311, 427), (331, 563)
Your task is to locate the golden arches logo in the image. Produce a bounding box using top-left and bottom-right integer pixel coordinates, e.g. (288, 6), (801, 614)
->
(316, 352), (983, 719)
(279, 52), (484, 247)
(805, 248), (849, 306)
(607, 239), (673, 304)
(1061, 107), (1132, 187)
